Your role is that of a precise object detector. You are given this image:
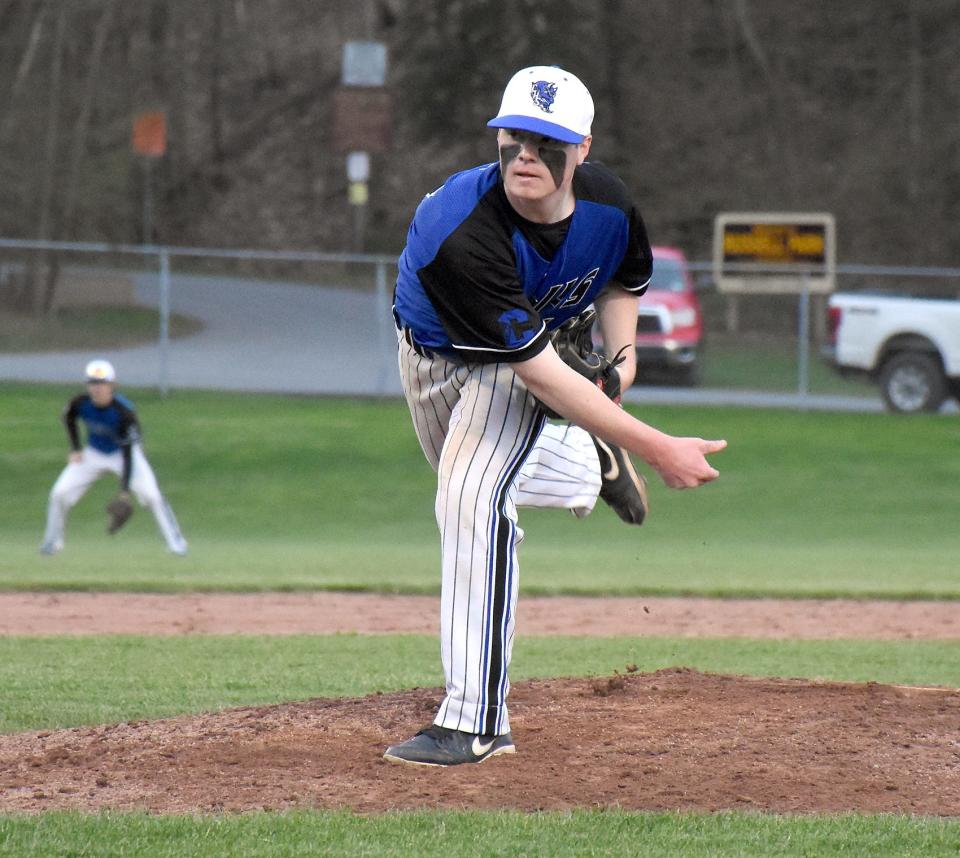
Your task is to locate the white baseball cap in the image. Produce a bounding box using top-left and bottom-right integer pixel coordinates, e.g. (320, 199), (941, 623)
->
(487, 65), (594, 144)
(84, 359), (116, 383)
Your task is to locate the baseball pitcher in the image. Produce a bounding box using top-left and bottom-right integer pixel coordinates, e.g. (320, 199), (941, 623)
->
(385, 66), (726, 766)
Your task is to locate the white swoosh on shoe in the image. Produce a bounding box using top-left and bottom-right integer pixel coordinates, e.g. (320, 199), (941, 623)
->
(471, 736), (497, 756)
(595, 438), (619, 481)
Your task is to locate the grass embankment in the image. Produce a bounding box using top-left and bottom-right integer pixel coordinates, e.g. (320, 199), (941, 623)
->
(2, 385), (957, 598)
(0, 307), (202, 352)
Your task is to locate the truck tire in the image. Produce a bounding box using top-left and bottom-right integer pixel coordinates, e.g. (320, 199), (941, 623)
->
(879, 351), (947, 413)
(948, 378), (960, 405)
(672, 359), (702, 387)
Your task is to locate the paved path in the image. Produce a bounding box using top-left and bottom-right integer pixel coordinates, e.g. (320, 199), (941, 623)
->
(3, 270), (951, 413)
(623, 386), (886, 412)
(0, 273), (402, 395)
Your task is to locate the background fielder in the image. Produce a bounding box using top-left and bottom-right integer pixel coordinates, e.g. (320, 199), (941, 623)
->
(384, 66), (726, 767)
(40, 359), (187, 556)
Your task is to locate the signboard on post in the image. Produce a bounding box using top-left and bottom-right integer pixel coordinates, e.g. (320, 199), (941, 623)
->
(335, 41), (391, 252)
(713, 212), (836, 294)
(341, 41), (387, 86)
(131, 111), (167, 158)
(334, 40), (392, 154)
(332, 87), (393, 153)
(131, 111), (167, 245)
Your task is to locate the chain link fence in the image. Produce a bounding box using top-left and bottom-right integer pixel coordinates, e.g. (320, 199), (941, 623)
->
(0, 239), (398, 397)
(1, 238), (958, 411)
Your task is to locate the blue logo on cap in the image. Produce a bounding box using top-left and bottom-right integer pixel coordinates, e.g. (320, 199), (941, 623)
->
(530, 80), (558, 114)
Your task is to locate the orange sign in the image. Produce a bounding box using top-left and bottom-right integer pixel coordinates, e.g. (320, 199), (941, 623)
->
(132, 111), (167, 157)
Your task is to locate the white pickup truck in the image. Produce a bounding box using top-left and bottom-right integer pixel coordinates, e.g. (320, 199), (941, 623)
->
(824, 292), (960, 413)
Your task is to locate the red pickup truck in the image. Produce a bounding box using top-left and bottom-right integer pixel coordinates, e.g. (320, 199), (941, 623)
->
(633, 246), (705, 385)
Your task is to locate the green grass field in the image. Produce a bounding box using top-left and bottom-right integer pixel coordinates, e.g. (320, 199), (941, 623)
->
(2, 383), (959, 855)
(3, 383), (958, 597)
(700, 331), (875, 395)
(1, 810), (958, 858)
(3, 634), (959, 735)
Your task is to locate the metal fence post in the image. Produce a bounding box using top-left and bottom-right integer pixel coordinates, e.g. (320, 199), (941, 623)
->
(797, 274), (810, 404)
(375, 260), (392, 395)
(158, 248), (170, 398)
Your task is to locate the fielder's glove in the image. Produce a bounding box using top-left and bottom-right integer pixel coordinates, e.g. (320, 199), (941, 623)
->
(537, 309), (628, 419)
(106, 491), (134, 535)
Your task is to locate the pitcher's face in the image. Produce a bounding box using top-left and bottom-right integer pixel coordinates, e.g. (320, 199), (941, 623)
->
(497, 128), (589, 202)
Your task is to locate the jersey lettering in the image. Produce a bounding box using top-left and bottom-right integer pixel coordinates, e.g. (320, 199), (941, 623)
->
(558, 267), (600, 308)
(534, 267), (601, 314)
(533, 278), (576, 311)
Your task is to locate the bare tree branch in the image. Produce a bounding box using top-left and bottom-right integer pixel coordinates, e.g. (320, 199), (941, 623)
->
(0, 0), (46, 142)
(33, 3), (66, 314)
(907, 0), (922, 203)
(209, 0), (225, 165)
(35, 2), (65, 244)
(729, 0), (801, 200)
(61, 0), (119, 239)
(730, 0), (774, 82)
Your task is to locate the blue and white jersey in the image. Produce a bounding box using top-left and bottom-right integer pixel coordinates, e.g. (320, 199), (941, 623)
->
(64, 393), (140, 455)
(393, 160), (652, 363)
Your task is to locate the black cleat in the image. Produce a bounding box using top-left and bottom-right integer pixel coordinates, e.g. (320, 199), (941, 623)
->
(592, 436), (649, 525)
(383, 726), (516, 767)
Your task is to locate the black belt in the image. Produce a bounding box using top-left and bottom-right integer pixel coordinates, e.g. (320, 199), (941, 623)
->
(400, 324), (436, 359)
(398, 324), (467, 365)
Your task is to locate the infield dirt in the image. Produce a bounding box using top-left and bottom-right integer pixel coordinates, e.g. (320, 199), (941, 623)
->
(1, 594), (958, 816)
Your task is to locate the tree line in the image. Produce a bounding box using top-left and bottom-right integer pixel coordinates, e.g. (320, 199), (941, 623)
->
(1, 0), (957, 312)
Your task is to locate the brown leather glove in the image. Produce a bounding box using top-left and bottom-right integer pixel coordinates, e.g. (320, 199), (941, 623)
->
(106, 491), (134, 535)
(537, 309), (626, 419)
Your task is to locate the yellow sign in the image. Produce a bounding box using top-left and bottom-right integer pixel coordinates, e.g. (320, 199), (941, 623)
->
(722, 223), (826, 264)
(713, 212), (836, 294)
(348, 181), (369, 206)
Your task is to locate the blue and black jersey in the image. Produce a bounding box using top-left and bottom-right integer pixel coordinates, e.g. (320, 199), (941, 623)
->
(393, 160), (652, 363)
(63, 393), (141, 489)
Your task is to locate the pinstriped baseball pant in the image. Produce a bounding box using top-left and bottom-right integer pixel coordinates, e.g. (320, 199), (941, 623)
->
(42, 444), (187, 554)
(398, 330), (601, 736)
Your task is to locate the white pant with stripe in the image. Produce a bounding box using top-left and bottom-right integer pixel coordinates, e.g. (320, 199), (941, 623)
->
(42, 444), (187, 554)
(398, 331), (600, 736)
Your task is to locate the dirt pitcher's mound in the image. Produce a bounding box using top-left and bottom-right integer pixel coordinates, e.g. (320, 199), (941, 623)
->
(2, 669), (958, 816)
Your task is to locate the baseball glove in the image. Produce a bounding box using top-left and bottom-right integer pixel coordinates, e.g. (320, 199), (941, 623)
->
(106, 492), (134, 534)
(537, 309), (627, 419)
